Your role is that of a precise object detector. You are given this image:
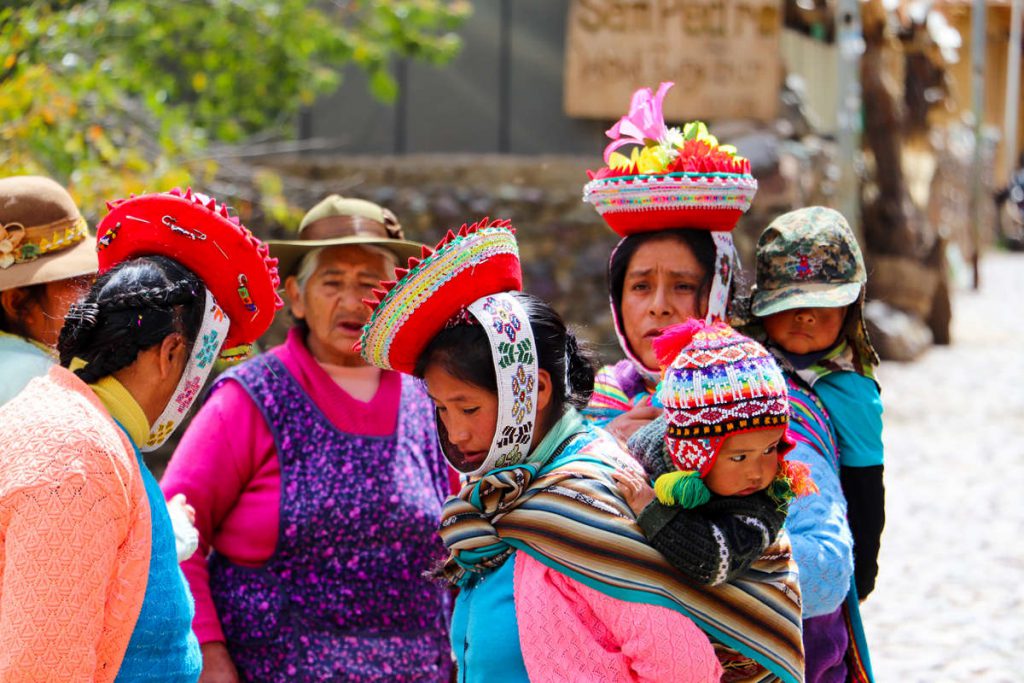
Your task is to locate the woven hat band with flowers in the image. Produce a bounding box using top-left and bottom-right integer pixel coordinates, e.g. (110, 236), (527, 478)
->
(358, 218), (540, 476)
(583, 82), (757, 237)
(652, 320), (791, 476)
(94, 189), (283, 450)
(0, 176), (98, 292)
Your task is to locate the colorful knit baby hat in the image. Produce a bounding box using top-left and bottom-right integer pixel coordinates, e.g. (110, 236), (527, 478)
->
(651, 320), (803, 508)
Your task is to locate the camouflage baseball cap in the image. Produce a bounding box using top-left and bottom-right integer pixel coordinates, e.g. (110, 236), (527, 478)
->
(751, 206), (865, 317)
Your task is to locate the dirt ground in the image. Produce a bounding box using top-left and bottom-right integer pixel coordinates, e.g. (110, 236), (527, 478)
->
(858, 251), (1024, 682)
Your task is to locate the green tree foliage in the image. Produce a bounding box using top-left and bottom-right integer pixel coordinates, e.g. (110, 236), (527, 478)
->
(0, 0), (469, 223)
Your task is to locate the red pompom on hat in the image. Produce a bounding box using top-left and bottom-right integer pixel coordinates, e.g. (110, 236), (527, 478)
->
(358, 217), (521, 375)
(95, 188), (283, 354)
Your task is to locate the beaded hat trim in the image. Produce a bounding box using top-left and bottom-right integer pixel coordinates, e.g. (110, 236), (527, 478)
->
(583, 173), (757, 234)
(359, 219), (520, 375)
(0, 216), (89, 269)
(142, 288), (229, 452)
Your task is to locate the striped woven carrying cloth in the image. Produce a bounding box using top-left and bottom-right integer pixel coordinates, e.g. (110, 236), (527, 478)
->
(439, 429), (805, 683)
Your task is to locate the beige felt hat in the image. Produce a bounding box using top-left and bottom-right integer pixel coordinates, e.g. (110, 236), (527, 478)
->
(0, 176), (98, 292)
(268, 195), (423, 279)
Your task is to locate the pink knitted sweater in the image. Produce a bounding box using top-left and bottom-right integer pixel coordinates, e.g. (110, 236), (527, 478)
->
(515, 547), (723, 682)
(0, 366), (151, 682)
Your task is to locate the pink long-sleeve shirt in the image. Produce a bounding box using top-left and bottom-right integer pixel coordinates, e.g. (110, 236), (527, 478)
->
(160, 329), (453, 644)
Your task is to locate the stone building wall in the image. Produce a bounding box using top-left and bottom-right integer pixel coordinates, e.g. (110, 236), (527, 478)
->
(252, 144), (838, 363)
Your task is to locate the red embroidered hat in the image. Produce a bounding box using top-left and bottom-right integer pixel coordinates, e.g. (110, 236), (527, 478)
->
(358, 217), (521, 375)
(96, 188), (283, 354)
(583, 82), (757, 237)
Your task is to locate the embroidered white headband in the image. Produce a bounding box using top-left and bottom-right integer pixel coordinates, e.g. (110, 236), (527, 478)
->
(440, 292), (538, 477)
(142, 287), (229, 451)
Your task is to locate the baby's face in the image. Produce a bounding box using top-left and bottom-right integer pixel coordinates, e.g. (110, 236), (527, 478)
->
(762, 306), (846, 355)
(704, 426), (786, 497)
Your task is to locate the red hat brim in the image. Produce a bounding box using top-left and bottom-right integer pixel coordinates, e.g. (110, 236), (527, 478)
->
(602, 207), (745, 236)
(383, 252), (521, 375)
(96, 190), (281, 350)
(359, 221), (522, 374)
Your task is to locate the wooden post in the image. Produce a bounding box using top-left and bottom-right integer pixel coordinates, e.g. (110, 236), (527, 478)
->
(1004, 0), (1023, 184)
(969, 0), (987, 290)
(835, 0), (864, 243)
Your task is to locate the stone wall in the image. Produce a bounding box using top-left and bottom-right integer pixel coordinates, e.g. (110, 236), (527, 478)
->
(251, 143), (838, 364)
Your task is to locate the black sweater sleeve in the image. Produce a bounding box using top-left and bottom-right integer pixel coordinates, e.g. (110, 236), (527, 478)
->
(840, 464), (885, 599)
(636, 491), (788, 586)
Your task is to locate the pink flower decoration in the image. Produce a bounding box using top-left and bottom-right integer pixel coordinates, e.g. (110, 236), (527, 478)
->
(602, 81), (674, 164)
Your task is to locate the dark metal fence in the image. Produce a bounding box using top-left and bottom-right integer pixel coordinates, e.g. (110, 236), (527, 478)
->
(298, 0), (611, 155)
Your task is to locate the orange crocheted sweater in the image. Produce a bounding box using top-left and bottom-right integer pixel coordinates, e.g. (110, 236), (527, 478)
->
(0, 365), (151, 682)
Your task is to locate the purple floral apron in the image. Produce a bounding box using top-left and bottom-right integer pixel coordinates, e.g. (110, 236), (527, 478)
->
(208, 354), (452, 682)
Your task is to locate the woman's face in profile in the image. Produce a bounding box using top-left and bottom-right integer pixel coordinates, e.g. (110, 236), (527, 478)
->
(619, 237), (707, 370)
(4, 275), (94, 348)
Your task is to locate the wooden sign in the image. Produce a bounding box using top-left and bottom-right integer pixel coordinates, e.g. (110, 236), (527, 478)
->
(564, 0), (783, 121)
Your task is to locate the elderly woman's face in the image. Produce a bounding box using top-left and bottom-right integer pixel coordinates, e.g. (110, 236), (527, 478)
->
(287, 245), (393, 367)
(620, 237), (707, 370)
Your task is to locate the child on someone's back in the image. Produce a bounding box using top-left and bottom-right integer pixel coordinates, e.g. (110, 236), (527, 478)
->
(748, 206), (885, 600)
(614, 320), (815, 681)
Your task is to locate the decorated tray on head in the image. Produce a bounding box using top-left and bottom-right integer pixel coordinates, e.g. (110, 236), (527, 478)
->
(583, 81), (757, 236)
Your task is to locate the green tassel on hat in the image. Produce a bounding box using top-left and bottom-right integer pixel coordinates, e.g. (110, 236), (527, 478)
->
(766, 473), (796, 509)
(654, 470), (711, 509)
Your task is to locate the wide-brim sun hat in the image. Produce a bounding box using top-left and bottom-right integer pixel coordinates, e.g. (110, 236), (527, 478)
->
(89, 187), (283, 451)
(358, 218), (522, 376)
(0, 175), (98, 292)
(269, 195), (424, 280)
(359, 218), (541, 477)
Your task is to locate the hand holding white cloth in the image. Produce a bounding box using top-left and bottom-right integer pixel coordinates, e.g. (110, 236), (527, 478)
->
(167, 493), (200, 562)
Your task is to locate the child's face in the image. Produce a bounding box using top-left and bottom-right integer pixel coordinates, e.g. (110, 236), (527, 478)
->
(704, 426), (786, 497)
(762, 306), (846, 355)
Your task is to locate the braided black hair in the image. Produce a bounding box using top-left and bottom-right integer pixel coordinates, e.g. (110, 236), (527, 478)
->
(414, 291), (596, 417)
(58, 255), (204, 384)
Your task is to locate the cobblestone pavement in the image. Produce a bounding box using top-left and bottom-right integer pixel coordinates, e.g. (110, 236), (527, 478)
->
(858, 252), (1024, 682)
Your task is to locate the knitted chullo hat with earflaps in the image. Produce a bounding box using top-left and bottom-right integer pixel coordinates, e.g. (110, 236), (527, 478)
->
(644, 319), (817, 509)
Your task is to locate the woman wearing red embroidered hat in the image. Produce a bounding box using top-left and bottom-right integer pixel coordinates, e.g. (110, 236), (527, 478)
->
(360, 218), (727, 682)
(583, 84), (868, 683)
(580, 82), (756, 445)
(0, 188), (280, 683)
